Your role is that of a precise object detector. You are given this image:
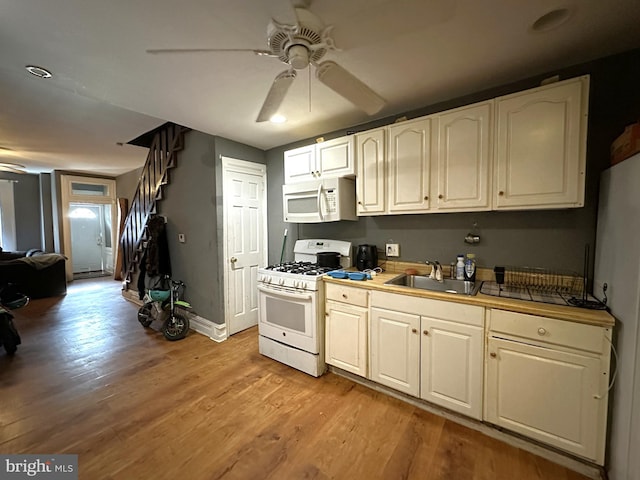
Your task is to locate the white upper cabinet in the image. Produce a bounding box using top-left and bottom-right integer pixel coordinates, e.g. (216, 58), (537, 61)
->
(355, 127), (386, 215)
(434, 101), (493, 212)
(284, 136), (355, 184)
(387, 118), (432, 213)
(494, 76), (589, 209)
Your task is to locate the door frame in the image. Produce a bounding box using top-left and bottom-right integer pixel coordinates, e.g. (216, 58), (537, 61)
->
(221, 157), (267, 335)
(60, 175), (116, 281)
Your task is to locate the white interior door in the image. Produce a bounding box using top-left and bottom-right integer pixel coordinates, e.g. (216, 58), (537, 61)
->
(222, 157), (267, 335)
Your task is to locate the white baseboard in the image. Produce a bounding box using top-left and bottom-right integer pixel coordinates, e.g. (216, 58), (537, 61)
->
(122, 289), (227, 343)
(189, 314), (227, 342)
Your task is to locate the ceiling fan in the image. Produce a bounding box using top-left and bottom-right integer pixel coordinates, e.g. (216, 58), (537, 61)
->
(146, 3), (386, 122)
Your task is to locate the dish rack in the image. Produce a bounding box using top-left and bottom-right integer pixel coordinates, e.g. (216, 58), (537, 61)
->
(503, 266), (584, 297)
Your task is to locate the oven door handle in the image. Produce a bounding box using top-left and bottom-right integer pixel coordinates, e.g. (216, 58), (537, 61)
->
(258, 285), (314, 301)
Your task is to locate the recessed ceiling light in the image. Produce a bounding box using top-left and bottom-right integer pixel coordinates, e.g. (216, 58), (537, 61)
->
(25, 65), (52, 78)
(530, 8), (572, 32)
(269, 114), (287, 124)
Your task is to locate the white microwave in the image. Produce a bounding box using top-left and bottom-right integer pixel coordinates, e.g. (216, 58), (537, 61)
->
(283, 177), (357, 223)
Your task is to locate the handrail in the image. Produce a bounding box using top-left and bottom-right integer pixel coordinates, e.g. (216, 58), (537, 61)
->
(119, 124), (187, 284)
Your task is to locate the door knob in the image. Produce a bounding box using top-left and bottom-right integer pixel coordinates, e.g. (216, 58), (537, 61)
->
(230, 257), (238, 263)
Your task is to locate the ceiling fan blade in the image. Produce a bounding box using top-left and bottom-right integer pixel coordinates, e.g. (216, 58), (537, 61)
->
(146, 48), (276, 56)
(256, 70), (297, 122)
(315, 61), (385, 115)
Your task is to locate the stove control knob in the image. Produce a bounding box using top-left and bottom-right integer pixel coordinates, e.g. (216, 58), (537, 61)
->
(301, 282), (307, 289)
(279, 278), (285, 285)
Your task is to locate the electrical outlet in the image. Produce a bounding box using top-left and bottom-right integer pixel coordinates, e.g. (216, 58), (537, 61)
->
(386, 243), (399, 257)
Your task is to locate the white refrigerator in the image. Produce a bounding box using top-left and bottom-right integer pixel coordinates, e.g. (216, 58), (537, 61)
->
(594, 151), (640, 480)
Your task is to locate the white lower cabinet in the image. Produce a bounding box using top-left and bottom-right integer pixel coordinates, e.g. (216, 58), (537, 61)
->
(370, 307), (420, 396)
(485, 309), (611, 464)
(369, 291), (484, 416)
(325, 283), (369, 377)
(420, 317), (483, 419)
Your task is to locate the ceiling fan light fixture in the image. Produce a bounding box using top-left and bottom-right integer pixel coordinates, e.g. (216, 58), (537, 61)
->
(25, 65), (52, 78)
(287, 45), (310, 70)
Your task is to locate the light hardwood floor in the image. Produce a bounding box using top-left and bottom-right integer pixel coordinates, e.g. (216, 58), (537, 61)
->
(1, 277), (591, 479)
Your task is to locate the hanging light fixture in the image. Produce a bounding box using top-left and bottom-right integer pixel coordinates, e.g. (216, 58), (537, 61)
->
(0, 162), (26, 174)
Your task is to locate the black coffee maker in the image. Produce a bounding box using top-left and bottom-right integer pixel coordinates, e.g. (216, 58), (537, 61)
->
(356, 244), (378, 271)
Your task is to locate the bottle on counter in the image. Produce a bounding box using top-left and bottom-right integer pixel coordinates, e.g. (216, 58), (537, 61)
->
(456, 254), (465, 280)
(464, 253), (476, 283)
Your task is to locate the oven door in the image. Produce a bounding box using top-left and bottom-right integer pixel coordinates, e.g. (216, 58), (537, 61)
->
(258, 284), (320, 354)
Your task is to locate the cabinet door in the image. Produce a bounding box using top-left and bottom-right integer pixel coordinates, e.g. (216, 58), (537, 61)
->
(494, 76), (588, 209)
(485, 336), (606, 463)
(387, 118), (431, 213)
(284, 144), (316, 183)
(355, 128), (386, 215)
(325, 300), (368, 377)
(435, 102), (492, 211)
(420, 317), (483, 419)
(370, 307), (420, 396)
(317, 136), (355, 178)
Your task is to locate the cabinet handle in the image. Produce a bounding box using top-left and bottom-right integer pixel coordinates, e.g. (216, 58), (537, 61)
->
(490, 352), (497, 358)
(424, 196), (429, 200)
(342, 294), (347, 299)
(438, 194), (443, 199)
(412, 328), (417, 334)
(498, 191), (505, 196)
(358, 201), (362, 205)
(538, 327), (547, 336)
(423, 330), (429, 336)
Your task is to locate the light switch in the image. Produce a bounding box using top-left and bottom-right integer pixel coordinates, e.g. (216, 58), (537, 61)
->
(178, 233), (186, 243)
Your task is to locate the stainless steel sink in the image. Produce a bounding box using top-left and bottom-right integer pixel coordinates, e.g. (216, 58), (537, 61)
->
(384, 274), (481, 295)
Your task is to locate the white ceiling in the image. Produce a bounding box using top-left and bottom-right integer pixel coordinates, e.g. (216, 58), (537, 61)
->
(2, 0), (640, 176)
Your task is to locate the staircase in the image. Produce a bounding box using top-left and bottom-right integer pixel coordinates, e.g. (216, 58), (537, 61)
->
(120, 123), (189, 286)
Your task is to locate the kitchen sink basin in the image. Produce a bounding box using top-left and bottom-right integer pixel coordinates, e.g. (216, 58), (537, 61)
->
(384, 274), (481, 295)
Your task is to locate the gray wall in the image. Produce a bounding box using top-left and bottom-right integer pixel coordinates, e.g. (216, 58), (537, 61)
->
(156, 131), (265, 324)
(266, 48), (640, 278)
(0, 171), (42, 251)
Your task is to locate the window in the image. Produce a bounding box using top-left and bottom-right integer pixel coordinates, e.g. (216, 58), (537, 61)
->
(0, 180), (17, 251)
(71, 182), (108, 196)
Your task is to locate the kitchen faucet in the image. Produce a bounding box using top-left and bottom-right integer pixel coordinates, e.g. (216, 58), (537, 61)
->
(425, 260), (443, 282)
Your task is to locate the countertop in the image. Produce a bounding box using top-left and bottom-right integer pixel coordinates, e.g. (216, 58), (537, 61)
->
(323, 270), (615, 328)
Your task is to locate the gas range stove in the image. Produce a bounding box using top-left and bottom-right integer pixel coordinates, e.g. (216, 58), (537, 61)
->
(257, 239), (352, 291)
(265, 262), (336, 276)
(258, 262), (334, 291)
